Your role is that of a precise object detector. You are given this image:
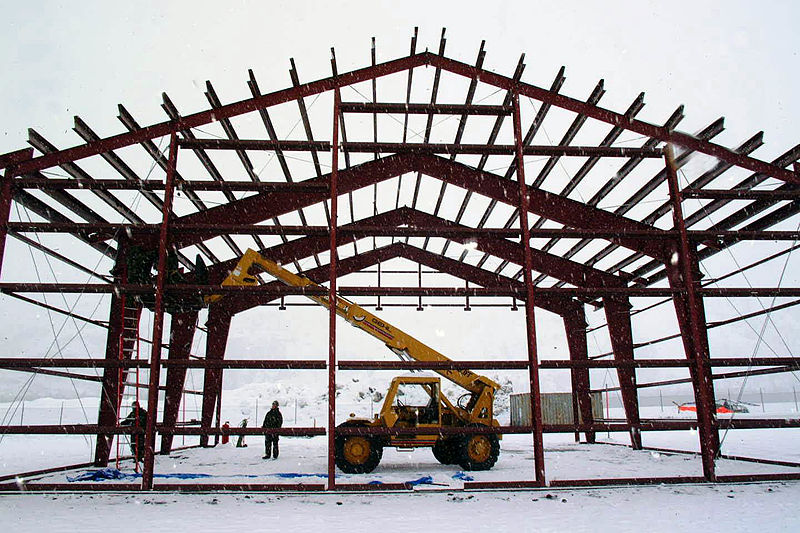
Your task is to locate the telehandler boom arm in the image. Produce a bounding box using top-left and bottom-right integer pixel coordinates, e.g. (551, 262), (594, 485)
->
(210, 249), (500, 396)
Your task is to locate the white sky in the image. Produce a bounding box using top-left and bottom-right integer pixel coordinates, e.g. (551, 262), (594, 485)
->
(2, 1), (799, 157)
(1, 1), (799, 400)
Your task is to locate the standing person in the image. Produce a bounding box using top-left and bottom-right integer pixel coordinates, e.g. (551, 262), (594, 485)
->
(120, 401), (148, 462)
(236, 418), (248, 448)
(262, 401), (283, 460)
(221, 421), (230, 445)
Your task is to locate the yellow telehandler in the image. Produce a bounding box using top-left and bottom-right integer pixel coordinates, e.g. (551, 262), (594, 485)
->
(209, 249), (501, 473)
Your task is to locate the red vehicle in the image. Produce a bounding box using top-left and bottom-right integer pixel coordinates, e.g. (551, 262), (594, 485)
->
(676, 399), (750, 414)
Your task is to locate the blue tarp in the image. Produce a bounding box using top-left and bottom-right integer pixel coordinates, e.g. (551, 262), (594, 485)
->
(452, 471), (474, 481)
(273, 473), (328, 479)
(68, 469), (438, 486)
(367, 475), (434, 486)
(67, 468), (214, 482)
(66, 468), (130, 482)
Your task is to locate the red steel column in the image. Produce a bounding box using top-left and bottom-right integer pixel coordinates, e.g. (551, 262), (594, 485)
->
(327, 88), (340, 489)
(93, 240), (135, 466)
(0, 170), (14, 279)
(564, 306), (594, 444)
(604, 295), (642, 449)
(200, 304), (232, 447)
(142, 132), (178, 490)
(664, 144), (717, 481)
(0, 150), (31, 278)
(512, 91), (545, 485)
(93, 272), (125, 466)
(160, 310), (198, 455)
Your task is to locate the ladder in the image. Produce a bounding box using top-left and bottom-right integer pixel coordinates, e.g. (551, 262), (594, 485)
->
(115, 298), (142, 471)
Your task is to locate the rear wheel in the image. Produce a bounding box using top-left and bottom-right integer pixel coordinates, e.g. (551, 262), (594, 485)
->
(457, 431), (500, 471)
(335, 435), (383, 474)
(432, 438), (458, 465)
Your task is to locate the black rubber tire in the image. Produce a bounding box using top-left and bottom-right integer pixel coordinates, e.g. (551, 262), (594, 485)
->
(334, 435), (383, 474)
(432, 438), (458, 465)
(456, 431), (500, 471)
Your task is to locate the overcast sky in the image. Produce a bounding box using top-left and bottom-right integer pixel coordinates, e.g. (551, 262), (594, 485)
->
(2, 1), (799, 157)
(1, 1), (799, 401)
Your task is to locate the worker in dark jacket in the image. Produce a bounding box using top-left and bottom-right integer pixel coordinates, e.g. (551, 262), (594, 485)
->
(120, 401), (148, 462)
(262, 400), (283, 459)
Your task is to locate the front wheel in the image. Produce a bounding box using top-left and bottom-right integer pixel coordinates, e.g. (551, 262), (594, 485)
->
(432, 438), (458, 465)
(457, 431), (500, 471)
(335, 435), (383, 474)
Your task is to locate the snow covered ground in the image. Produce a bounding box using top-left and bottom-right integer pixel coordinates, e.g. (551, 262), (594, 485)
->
(2, 391), (800, 531)
(2, 482), (799, 533)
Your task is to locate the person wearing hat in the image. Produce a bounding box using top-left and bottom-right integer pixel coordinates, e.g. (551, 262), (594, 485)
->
(261, 400), (283, 459)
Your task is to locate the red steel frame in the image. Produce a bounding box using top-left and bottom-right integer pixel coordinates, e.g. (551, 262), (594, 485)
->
(1, 42), (799, 492)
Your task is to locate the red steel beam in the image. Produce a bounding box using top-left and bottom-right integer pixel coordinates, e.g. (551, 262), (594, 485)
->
(162, 360), (327, 369)
(152, 483), (325, 492)
(159, 310), (198, 455)
(7, 221), (691, 241)
(199, 306), (232, 447)
(327, 89), (340, 489)
(604, 296), (642, 449)
(0, 147), (34, 169)
(28, 222), (800, 243)
(141, 132), (178, 490)
(159, 427), (325, 437)
(564, 308), (594, 443)
(16, 282), (800, 299)
(0, 161), (20, 278)
(11, 178), (327, 192)
(682, 189), (800, 201)
(547, 476), (708, 488)
(4, 357), (798, 370)
(595, 366), (798, 393)
(338, 361), (531, 370)
(0, 282), (674, 296)
(179, 138), (329, 152)
(92, 273), (127, 467)
(92, 237), (141, 468)
(339, 102), (512, 115)
(665, 145), (718, 482)
(180, 138), (662, 157)
(2, 365), (203, 396)
(0, 483), (325, 492)
(513, 92), (545, 486)
(7, 418), (799, 435)
(29, 282), (800, 297)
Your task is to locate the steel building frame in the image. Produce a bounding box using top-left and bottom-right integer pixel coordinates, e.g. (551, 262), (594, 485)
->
(2, 32), (800, 491)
